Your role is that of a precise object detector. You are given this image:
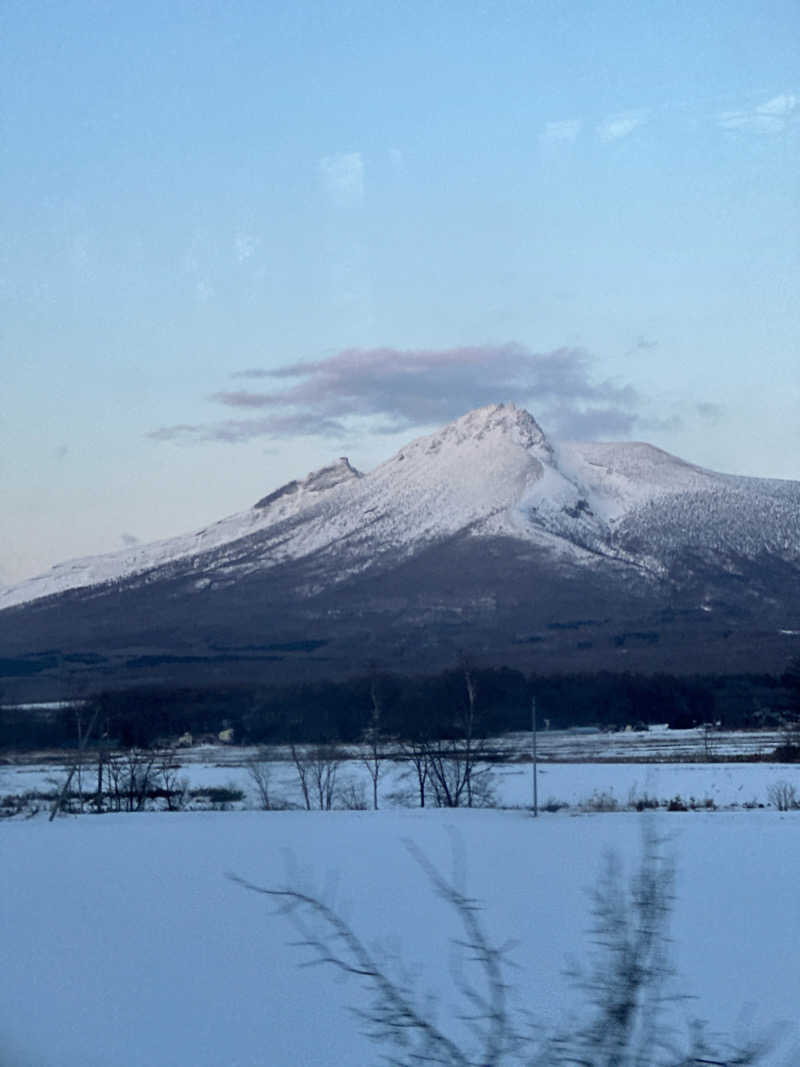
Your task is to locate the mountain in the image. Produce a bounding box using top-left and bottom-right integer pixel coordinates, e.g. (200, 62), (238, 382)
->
(2, 403), (800, 700)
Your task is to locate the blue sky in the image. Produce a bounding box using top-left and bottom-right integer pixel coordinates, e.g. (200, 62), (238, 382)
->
(2, 0), (799, 583)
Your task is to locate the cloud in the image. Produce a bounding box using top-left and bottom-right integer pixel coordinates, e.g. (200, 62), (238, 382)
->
(541, 119), (582, 145)
(121, 532), (140, 547)
(597, 110), (649, 142)
(151, 413), (348, 444)
(234, 232), (259, 263)
(696, 401), (724, 421)
(320, 152), (364, 205)
(718, 92), (798, 134)
(230, 368), (274, 380)
(150, 344), (644, 444)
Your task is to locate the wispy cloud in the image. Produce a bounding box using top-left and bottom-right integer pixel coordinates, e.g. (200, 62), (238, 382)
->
(696, 401), (724, 421)
(541, 119), (582, 145)
(150, 414), (348, 443)
(320, 151), (364, 205)
(234, 232), (259, 263)
(149, 344), (643, 444)
(231, 367), (273, 379)
(718, 92), (798, 134)
(597, 109), (649, 142)
(537, 90), (796, 153)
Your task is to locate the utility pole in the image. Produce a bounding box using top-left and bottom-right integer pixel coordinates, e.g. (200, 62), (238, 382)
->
(531, 696), (538, 817)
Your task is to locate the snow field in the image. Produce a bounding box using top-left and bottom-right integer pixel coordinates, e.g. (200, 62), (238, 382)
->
(5, 749), (799, 813)
(2, 805), (800, 1066)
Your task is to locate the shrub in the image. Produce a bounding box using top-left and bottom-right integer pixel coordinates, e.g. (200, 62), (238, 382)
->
(189, 785), (245, 810)
(336, 781), (369, 810)
(583, 790), (618, 812)
(767, 780), (799, 811)
(628, 788), (660, 812)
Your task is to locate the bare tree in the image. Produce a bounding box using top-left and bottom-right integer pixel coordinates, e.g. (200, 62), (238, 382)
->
(103, 748), (161, 812)
(401, 735), (431, 807)
(462, 655), (478, 807)
(50, 736), (188, 815)
(289, 742), (312, 810)
(230, 840), (517, 1065)
(539, 825), (677, 1065)
(246, 750), (289, 810)
(398, 660), (496, 809)
(401, 734), (494, 809)
(361, 679), (387, 810)
(308, 744), (343, 810)
(426, 737), (476, 808)
(154, 748), (189, 811)
(290, 742), (343, 810)
(72, 704), (88, 813)
(538, 823), (771, 1066)
(49, 702), (100, 821)
(92, 736), (109, 813)
(233, 823), (774, 1066)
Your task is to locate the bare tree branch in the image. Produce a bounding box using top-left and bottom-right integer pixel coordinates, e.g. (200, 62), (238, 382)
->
(230, 823), (775, 1067)
(228, 869), (472, 1065)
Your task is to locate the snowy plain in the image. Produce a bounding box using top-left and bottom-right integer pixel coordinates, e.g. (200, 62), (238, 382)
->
(3, 748), (800, 1066)
(5, 729), (800, 813)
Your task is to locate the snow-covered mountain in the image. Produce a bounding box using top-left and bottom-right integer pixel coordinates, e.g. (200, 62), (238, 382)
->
(3, 403), (800, 697)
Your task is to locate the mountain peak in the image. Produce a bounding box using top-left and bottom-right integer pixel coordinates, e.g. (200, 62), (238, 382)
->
(448, 402), (545, 438)
(254, 456), (362, 510)
(397, 403), (552, 462)
(458, 402), (550, 448)
(4, 401), (800, 694)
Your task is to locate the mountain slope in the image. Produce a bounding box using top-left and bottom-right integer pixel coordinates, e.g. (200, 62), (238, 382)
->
(2, 404), (799, 698)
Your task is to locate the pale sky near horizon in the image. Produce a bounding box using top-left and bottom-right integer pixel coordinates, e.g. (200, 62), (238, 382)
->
(2, 1), (799, 585)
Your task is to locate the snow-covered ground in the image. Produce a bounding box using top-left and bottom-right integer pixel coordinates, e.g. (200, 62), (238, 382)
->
(4, 739), (800, 1064)
(4, 730), (799, 812)
(3, 757), (798, 815)
(494, 723), (792, 761)
(2, 807), (799, 1066)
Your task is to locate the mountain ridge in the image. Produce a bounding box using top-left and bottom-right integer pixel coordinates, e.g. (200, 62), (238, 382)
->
(2, 403), (799, 698)
(5, 401), (798, 612)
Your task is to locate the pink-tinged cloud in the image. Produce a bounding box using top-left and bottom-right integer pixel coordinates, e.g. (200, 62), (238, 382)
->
(150, 343), (645, 443)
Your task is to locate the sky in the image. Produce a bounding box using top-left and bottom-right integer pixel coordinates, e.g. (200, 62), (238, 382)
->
(1, 0), (799, 585)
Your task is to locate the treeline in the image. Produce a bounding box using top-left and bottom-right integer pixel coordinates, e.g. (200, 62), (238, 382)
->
(2, 663), (798, 751)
